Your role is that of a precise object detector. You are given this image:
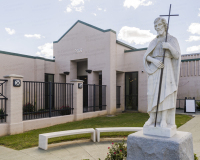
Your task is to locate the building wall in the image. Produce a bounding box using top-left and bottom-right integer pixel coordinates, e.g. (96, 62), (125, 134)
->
(0, 52), (55, 81)
(178, 55), (200, 100)
(53, 22), (116, 114)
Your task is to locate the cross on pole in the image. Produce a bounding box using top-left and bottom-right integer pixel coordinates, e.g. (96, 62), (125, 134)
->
(154, 4), (179, 127)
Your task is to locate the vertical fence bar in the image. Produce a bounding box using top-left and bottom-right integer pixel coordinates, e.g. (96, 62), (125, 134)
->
(70, 84), (74, 114)
(49, 82), (52, 117)
(93, 84), (95, 112)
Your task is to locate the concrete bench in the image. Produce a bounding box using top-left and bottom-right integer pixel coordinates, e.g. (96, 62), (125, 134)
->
(95, 127), (143, 142)
(39, 128), (96, 150)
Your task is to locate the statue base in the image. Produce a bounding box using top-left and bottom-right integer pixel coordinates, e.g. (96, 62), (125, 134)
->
(143, 123), (177, 138)
(127, 130), (193, 160)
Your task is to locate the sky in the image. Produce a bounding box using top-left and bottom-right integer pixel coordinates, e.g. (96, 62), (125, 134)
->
(0, 0), (200, 59)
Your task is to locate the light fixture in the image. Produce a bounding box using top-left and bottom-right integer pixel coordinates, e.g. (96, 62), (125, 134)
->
(86, 70), (92, 73)
(63, 72), (70, 75)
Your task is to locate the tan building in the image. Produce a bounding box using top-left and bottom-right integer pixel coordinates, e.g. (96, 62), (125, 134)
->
(0, 20), (199, 115)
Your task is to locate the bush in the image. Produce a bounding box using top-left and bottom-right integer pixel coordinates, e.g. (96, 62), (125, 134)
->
(23, 103), (35, 113)
(196, 101), (200, 110)
(59, 106), (71, 115)
(0, 109), (4, 119)
(105, 138), (127, 160)
(194, 154), (199, 160)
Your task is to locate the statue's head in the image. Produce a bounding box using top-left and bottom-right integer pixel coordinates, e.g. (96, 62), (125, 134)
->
(154, 17), (168, 36)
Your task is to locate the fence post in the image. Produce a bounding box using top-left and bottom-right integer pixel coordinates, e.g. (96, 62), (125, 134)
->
(4, 74), (23, 135)
(49, 82), (52, 117)
(93, 84), (95, 112)
(71, 79), (84, 121)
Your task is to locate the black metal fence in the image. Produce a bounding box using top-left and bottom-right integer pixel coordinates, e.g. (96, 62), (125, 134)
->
(83, 84), (106, 113)
(116, 86), (121, 108)
(23, 81), (74, 120)
(0, 80), (8, 123)
(176, 98), (200, 109)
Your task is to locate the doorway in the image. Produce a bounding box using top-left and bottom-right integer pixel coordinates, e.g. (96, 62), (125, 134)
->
(125, 72), (138, 110)
(45, 73), (54, 109)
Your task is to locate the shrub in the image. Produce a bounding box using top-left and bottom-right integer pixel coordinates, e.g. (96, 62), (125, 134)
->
(0, 109), (4, 119)
(194, 154), (199, 160)
(196, 101), (200, 110)
(59, 106), (71, 115)
(23, 103), (35, 113)
(105, 138), (127, 160)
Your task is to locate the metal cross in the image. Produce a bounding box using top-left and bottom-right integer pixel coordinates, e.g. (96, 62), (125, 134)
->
(154, 4), (179, 127)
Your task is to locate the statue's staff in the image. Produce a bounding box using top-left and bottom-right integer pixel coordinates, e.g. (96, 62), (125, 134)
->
(154, 4), (179, 127)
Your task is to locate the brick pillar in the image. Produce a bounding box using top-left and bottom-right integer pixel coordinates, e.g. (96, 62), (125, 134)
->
(4, 74), (23, 135)
(71, 79), (84, 121)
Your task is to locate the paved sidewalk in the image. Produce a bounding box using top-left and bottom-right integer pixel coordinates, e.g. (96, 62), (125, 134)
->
(0, 138), (125, 160)
(178, 115), (200, 158)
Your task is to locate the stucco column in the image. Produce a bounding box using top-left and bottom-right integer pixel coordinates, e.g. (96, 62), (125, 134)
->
(4, 74), (23, 135)
(71, 79), (84, 121)
(103, 69), (116, 114)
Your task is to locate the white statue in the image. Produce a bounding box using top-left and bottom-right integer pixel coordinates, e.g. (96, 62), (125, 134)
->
(143, 17), (181, 128)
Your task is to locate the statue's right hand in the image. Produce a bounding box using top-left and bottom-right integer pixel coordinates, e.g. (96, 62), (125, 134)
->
(152, 59), (164, 68)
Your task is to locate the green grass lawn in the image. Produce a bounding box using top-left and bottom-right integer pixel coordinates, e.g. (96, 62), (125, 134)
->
(0, 113), (192, 150)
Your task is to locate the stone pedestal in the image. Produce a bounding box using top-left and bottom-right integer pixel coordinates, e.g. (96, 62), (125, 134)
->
(143, 123), (177, 138)
(127, 130), (193, 160)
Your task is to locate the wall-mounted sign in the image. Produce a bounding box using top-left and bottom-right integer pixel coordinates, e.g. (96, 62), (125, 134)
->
(13, 79), (21, 87)
(75, 48), (82, 53)
(78, 83), (83, 89)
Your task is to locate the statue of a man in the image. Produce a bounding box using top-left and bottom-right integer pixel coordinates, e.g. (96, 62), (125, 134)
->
(143, 17), (181, 128)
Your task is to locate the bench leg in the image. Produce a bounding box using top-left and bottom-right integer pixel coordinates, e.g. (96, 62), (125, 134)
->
(39, 135), (48, 150)
(96, 130), (100, 142)
(91, 131), (96, 142)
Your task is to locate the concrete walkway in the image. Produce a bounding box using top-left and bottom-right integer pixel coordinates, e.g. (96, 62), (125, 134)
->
(0, 114), (199, 160)
(178, 115), (200, 158)
(0, 138), (126, 160)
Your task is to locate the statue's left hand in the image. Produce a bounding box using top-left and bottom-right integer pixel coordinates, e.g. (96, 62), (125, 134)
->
(162, 42), (171, 50)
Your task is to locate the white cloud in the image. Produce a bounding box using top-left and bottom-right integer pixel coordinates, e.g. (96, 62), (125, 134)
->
(66, 6), (72, 12)
(118, 26), (156, 45)
(187, 45), (200, 52)
(198, 8), (200, 16)
(186, 36), (200, 42)
(104, 9), (106, 12)
(65, 0), (84, 13)
(71, 0), (84, 6)
(5, 28), (15, 35)
(36, 43), (53, 59)
(92, 13), (97, 16)
(187, 23), (200, 35)
(123, 0), (152, 9)
(98, 7), (102, 11)
(24, 34), (43, 39)
(74, 6), (84, 12)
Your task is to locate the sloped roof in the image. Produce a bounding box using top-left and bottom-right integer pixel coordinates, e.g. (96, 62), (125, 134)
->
(53, 20), (116, 43)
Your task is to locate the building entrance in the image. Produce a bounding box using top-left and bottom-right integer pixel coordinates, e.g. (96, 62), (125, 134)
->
(125, 72), (138, 110)
(78, 76), (88, 109)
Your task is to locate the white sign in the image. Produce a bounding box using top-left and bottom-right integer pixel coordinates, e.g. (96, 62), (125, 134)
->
(75, 48), (82, 53)
(186, 99), (196, 113)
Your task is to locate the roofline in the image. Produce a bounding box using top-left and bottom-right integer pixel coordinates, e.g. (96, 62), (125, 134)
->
(116, 40), (136, 50)
(181, 53), (200, 56)
(181, 58), (200, 62)
(53, 20), (116, 43)
(0, 50), (55, 62)
(124, 48), (147, 53)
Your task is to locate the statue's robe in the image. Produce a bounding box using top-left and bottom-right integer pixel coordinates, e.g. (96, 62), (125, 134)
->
(143, 34), (181, 125)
